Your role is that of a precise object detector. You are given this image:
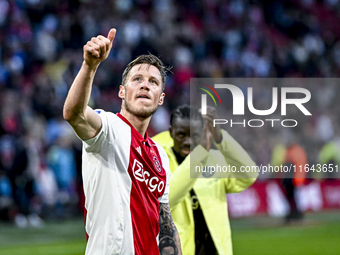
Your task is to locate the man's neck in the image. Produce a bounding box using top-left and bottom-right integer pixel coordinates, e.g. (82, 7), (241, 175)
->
(120, 109), (151, 138)
(172, 147), (187, 165)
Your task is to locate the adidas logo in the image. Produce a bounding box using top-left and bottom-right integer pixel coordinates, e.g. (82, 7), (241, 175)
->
(136, 146), (142, 156)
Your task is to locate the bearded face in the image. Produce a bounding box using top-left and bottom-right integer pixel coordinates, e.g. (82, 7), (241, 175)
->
(123, 97), (159, 119)
(119, 63), (165, 119)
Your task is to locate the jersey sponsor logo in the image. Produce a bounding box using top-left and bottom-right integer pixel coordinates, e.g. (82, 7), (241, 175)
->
(95, 110), (102, 114)
(152, 155), (162, 172)
(133, 159), (145, 182)
(132, 159), (165, 193)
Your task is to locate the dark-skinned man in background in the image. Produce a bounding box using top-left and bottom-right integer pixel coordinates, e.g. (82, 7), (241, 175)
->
(153, 105), (257, 255)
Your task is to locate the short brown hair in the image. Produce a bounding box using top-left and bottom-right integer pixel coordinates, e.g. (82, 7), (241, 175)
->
(121, 54), (171, 91)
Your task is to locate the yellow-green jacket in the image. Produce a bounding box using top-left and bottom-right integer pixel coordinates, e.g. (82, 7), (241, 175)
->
(152, 129), (257, 255)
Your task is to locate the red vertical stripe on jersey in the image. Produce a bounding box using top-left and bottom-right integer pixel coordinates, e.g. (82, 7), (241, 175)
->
(117, 114), (167, 255)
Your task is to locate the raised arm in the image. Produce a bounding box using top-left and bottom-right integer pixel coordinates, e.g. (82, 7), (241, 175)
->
(204, 106), (258, 193)
(63, 28), (116, 140)
(168, 146), (208, 208)
(159, 202), (182, 255)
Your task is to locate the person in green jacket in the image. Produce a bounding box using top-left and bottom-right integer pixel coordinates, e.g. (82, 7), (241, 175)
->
(152, 105), (257, 255)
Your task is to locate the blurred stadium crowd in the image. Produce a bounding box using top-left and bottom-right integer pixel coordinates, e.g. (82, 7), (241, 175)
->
(1, 0), (340, 227)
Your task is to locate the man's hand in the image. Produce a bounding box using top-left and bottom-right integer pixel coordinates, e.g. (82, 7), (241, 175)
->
(63, 29), (116, 140)
(200, 120), (212, 151)
(83, 28), (116, 68)
(201, 106), (222, 144)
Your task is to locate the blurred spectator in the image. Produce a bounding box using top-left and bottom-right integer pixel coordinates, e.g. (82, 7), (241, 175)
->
(270, 136), (308, 222)
(0, 136), (14, 221)
(283, 142), (308, 222)
(318, 137), (340, 179)
(7, 133), (44, 228)
(47, 131), (77, 219)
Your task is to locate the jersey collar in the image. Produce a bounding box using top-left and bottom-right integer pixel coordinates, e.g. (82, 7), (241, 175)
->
(116, 113), (152, 147)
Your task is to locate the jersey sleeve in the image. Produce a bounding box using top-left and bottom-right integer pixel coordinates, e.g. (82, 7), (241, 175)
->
(81, 109), (109, 153)
(212, 129), (258, 193)
(156, 144), (171, 204)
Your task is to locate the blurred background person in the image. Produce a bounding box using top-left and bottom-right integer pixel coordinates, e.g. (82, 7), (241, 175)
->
(283, 140), (308, 222)
(153, 105), (257, 255)
(7, 132), (44, 228)
(318, 136), (340, 180)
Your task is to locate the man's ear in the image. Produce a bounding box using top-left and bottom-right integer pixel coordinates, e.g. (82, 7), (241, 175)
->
(169, 126), (173, 138)
(158, 93), (165, 105)
(118, 85), (125, 99)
